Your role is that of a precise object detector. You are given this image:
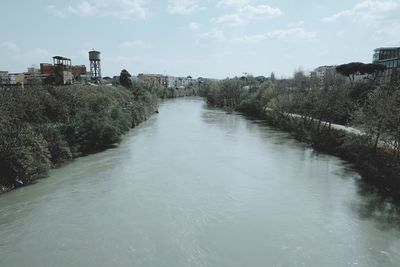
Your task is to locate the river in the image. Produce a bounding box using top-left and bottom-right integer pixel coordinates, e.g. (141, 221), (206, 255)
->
(0, 98), (399, 267)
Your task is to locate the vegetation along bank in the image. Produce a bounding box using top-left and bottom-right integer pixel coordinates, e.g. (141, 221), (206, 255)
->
(199, 68), (400, 201)
(0, 78), (160, 192)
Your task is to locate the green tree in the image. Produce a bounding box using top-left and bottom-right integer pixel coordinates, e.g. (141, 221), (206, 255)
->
(120, 69), (132, 88)
(336, 62), (386, 83)
(0, 125), (50, 186)
(353, 87), (393, 153)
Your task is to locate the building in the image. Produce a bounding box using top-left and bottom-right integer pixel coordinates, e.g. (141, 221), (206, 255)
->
(166, 75), (193, 89)
(311, 64), (369, 88)
(71, 65), (87, 77)
(167, 76), (178, 88)
(52, 56), (73, 85)
(40, 56), (87, 85)
(40, 63), (55, 76)
(1, 68), (46, 87)
(7, 73), (25, 86)
(24, 67), (45, 85)
(0, 71), (9, 86)
(310, 65), (339, 88)
(373, 47), (400, 82)
(138, 74), (168, 88)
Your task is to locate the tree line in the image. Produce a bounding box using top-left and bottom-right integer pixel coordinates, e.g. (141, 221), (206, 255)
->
(119, 69), (198, 99)
(199, 67), (400, 200)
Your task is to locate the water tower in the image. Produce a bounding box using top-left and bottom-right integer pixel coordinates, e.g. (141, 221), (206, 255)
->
(89, 50), (101, 82)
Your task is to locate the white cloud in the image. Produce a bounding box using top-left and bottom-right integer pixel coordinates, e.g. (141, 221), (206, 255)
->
(66, 0), (147, 20)
(47, 5), (67, 18)
(355, 0), (399, 12)
(211, 3), (282, 28)
(167, 0), (200, 15)
(189, 22), (201, 30)
(68, 1), (96, 16)
(217, 0), (250, 8)
(197, 28), (226, 43)
(321, 10), (354, 22)
(216, 0), (283, 19)
(232, 28), (316, 43)
(239, 4), (283, 19)
(212, 13), (246, 27)
(322, 0), (400, 23)
(231, 33), (266, 43)
(196, 25), (315, 45)
(120, 40), (150, 48)
(0, 41), (20, 52)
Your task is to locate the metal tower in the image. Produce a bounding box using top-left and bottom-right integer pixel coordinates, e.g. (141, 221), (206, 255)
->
(89, 50), (101, 83)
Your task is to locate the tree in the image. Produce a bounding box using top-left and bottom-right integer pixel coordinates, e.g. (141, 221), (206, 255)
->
(336, 62), (364, 82)
(364, 63), (386, 81)
(0, 125), (51, 186)
(353, 87), (394, 153)
(293, 70), (309, 90)
(219, 78), (246, 108)
(270, 72), (276, 83)
(120, 69), (132, 88)
(389, 68), (400, 86)
(336, 62), (386, 83)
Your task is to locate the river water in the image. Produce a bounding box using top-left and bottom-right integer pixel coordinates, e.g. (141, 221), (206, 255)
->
(1, 98), (399, 267)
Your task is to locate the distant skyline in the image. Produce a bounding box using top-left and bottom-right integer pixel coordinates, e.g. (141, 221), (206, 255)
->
(1, 0), (399, 79)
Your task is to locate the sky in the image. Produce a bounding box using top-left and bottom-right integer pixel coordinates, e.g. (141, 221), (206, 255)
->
(0, 0), (399, 79)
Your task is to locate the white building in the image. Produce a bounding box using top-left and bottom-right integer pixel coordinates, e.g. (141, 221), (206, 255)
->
(310, 65), (337, 88)
(166, 76), (193, 89)
(310, 65), (366, 88)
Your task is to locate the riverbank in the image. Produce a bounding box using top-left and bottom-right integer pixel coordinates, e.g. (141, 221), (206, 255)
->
(231, 107), (400, 201)
(0, 85), (158, 192)
(256, 109), (400, 202)
(199, 77), (400, 202)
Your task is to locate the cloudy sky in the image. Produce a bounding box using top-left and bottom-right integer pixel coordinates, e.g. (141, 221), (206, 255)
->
(1, 0), (399, 78)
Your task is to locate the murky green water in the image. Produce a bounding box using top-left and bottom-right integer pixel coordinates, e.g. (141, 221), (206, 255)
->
(1, 98), (399, 267)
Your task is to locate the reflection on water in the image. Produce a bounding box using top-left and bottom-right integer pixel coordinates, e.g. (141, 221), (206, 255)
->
(0, 97), (399, 267)
(351, 182), (400, 232)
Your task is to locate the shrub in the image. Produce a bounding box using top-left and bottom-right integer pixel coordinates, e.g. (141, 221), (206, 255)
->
(0, 125), (50, 186)
(0, 84), (158, 189)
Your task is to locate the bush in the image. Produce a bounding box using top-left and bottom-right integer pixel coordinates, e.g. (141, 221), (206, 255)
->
(0, 84), (158, 189)
(0, 125), (50, 186)
(37, 124), (72, 164)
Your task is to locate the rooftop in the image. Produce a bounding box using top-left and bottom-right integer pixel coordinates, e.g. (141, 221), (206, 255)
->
(374, 47), (400, 51)
(53, 56), (71, 61)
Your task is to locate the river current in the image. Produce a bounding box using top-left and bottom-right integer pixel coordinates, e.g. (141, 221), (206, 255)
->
(0, 98), (399, 267)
